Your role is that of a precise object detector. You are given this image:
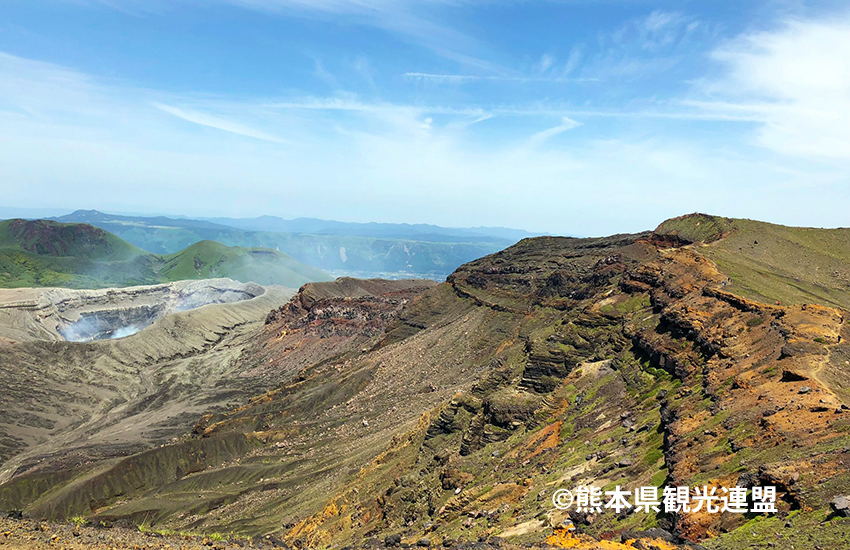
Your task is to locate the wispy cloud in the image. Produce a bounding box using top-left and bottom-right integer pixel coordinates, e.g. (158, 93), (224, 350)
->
(63, 0), (174, 16)
(527, 116), (582, 148)
(562, 47), (583, 76)
(153, 102), (288, 143)
(535, 54), (554, 73)
(352, 56), (377, 90)
(585, 9), (707, 80)
(220, 0), (500, 71)
(62, 0), (503, 72)
(638, 11), (690, 50)
(403, 72), (601, 84)
(313, 59), (339, 88)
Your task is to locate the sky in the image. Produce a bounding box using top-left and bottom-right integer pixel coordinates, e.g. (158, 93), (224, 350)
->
(0, 0), (849, 236)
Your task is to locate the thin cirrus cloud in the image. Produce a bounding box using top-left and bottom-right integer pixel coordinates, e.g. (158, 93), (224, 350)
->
(219, 0), (502, 71)
(403, 72), (601, 83)
(527, 116), (582, 148)
(152, 102), (289, 144)
(580, 10), (704, 80)
(63, 0), (504, 72)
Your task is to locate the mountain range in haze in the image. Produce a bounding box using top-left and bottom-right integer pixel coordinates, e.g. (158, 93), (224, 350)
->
(44, 209), (539, 279)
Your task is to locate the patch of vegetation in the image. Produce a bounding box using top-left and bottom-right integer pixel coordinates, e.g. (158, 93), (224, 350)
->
(704, 509), (850, 550)
(642, 448), (664, 467)
(746, 316), (766, 328)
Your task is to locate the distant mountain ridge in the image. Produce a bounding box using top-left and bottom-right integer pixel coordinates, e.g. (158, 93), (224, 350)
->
(0, 219), (331, 289)
(204, 214), (539, 242)
(65, 209), (234, 232)
(50, 210), (533, 279)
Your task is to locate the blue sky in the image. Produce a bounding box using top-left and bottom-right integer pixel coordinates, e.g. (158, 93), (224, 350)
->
(0, 0), (848, 235)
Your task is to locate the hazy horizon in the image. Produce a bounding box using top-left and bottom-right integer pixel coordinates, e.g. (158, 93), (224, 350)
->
(4, 205), (850, 241)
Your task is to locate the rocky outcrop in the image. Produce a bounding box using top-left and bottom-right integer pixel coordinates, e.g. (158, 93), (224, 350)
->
(264, 279), (435, 339)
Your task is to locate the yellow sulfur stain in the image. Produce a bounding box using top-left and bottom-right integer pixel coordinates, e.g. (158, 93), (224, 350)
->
(545, 528), (681, 550)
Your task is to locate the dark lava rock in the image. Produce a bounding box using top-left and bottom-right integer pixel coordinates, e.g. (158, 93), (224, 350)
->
(385, 534), (403, 547)
(417, 538), (431, 547)
(781, 370), (809, 382)
(736, 472), (759, 489)
(569, 510), (591, 525)
(263, 535), (288, 548)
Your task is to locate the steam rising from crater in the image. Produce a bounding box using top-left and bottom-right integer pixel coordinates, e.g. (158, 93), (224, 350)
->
(54, 279), (265, 343)
(59, 311), (156, 342)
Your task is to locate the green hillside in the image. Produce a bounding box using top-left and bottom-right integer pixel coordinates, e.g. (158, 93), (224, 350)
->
(0, 218), (147, 261)
(160, 240), (331, 288)
(656, 213), (850, 309)
(0, 219), (331, 289)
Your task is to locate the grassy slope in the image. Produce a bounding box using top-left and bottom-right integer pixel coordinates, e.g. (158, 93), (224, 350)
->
(0, 219), (147, 261)
(0, 219), (159, 288)
(657, 213), (850, 310)
(0, 220), (331, 289)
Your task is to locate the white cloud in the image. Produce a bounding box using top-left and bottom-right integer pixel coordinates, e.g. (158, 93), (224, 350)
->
(694, 16), (850, 161)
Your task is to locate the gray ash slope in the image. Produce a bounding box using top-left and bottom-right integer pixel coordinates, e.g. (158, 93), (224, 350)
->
(0, 279), (292, 483)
